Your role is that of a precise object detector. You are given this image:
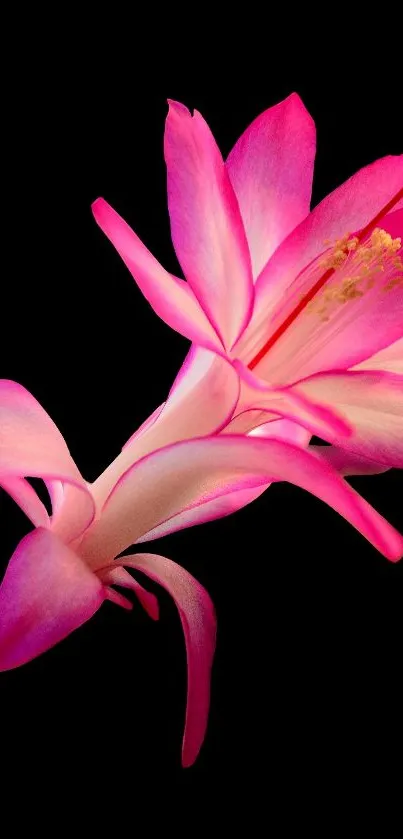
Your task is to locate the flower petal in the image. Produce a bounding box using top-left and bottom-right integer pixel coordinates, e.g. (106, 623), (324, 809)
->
(138, 419), (310, 542)
(237, 156), (403, 368)
(92, 198), (223, 352)
(0, 528), (105, 671)
(0, 380), (95, 541)
(91, 348), (240, 509)
(99, 565), (159, 620)
(164, 100), (254, 349)
(79, 436), (403, 567)
(291, 370), (403, 467)
(112, 552), (216, 767)
(226, 93), (316, 278)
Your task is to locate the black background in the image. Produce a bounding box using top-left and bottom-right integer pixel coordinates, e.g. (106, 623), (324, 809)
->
(1, 25), (402, 823)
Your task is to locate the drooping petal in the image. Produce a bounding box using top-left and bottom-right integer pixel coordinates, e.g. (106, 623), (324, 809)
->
(0, 380), (95, 541)
(0, 528), (105, 671)
(91, 348), (240, 509)
(310, 447), (390, 477)
(226, 93), (316, 278)
(0, 476), (49, 527)
(79, 436), (403, 567)
(236, 157), (403, 367)
(92, 198), (223, 352)
(164, 100), (254, 349)
(353, 337), (403, 375)
(99, 565), (159, 620)
(291, 370), (403, 467)
(110, 552), (216, 768)
(138, 419), (310, 542)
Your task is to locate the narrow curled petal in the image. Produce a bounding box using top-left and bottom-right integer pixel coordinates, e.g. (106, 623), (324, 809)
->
(79, 437), (403, 567)
(165, 100), (254, 348)
(353, 337), (403, 375)
(92, 198), (223, 352)
(0, 528), (105, 671)
(112, 553), (216, 767)
(91, 348), (240, 509)
(310, 446), (390, 477)
(226, 93), (316, 277)
(237, 156), (403, 367)
(0, 476), (49, 527)
(0, 379), (95, 540)
(292, 371), (403, 467)
(99, 565), (159, 620)
(138, 419), (310, 542)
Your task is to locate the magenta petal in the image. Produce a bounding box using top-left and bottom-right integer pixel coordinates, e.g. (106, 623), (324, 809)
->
(310, 447), (390, 477)
(165, 100), (254, 349)
(80, 436), (403, 566)
(100, 565), (159, 620)
(91, 198), (223, 352)
(226, 92), (316, 278)
(354, 337), (403, 375)
(113, 553), (216, 767)
(0, 528), (105, 671)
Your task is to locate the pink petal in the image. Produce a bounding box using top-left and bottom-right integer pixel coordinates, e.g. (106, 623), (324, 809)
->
(79, 436), (403, 567)
(111, 552), (216, 767)
(353, 337), (403, 375)
(164, 100), (254, 349)
(0, 528), (105, 671)
(0, 380), (95, 541)
(236, 156), (403, 370)
(100, 565), (159, 620)
(310, 447), (390, 477)
(138, 419), (310, 542)
(91, 348), (240, 509)
(291, 370), (403, 467)
(226, 93), (316, 278)
(92, 198), (223, 352)
(0, 476), (49, 527)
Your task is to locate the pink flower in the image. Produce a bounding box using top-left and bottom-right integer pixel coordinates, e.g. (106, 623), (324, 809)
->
(92, 93), (402, 546)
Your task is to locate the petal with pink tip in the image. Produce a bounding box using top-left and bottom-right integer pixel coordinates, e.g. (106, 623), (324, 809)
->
(237, 157), (403, 366)
(138, 419), (310, 542)
(111, 552), (216, 767)
(0, 528), (105, 671)
(226, 93), (316, 278)
(165, 101), (254, 349)
(79, 436), (403, 567)
(92, 198), (223, 353)
(0, 476), (49, 527)
(291, 370), (403, 467)
(91, 348), (240, 509)
(0, 380), (95, 540)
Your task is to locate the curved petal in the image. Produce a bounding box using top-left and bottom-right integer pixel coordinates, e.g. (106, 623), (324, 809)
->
(79, 436), (403, 567)
(310, 446), (390, 477)
(226, 92), (316, 278)
(0, 476), (49, 527)
(353, 337), (403, 375)
(0, 528), (105, 671)
(99, 565), (159, 621)
(92, 198), (223, 353)
(0, 380), (95, 541)
(165, 100), (254, 349)
(237, 156), (403, 366)
(111, 553), (216, 768)
(91, 348), (240, 509)
(138, 419), (310, 542)
(291, 370), (403, 467)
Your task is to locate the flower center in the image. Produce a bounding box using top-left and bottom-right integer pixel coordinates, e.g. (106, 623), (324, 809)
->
(248, 187), (403, 371)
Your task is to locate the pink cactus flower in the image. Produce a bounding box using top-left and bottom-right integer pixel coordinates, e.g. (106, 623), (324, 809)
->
(92, 93), (402, 544)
